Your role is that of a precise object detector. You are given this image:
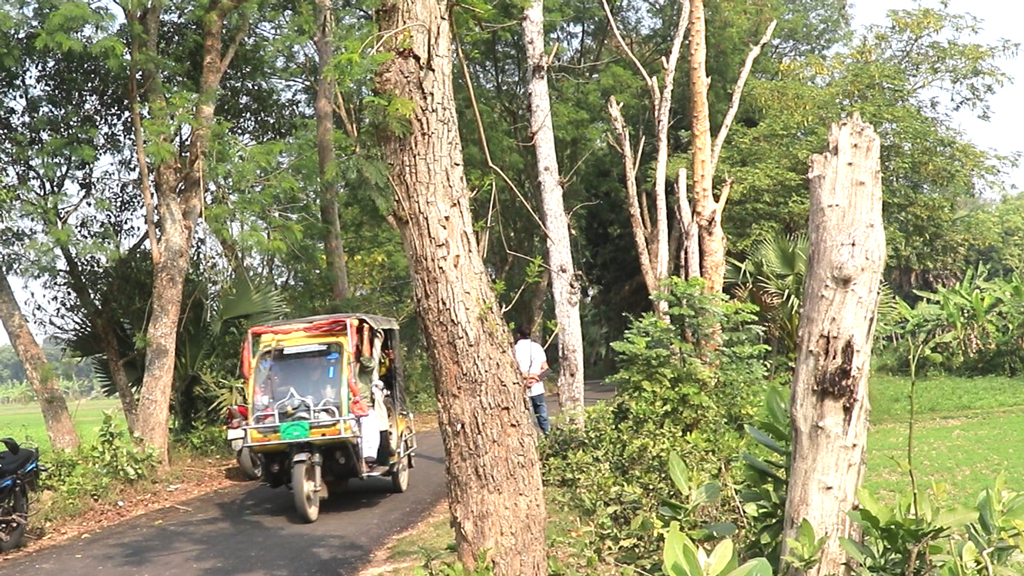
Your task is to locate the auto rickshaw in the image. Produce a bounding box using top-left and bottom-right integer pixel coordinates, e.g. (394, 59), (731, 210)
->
(239, 314), (416, 522)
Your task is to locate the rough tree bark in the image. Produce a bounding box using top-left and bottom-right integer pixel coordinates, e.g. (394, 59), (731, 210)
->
(374, 0), (548, 573)
(0, 271), (79, 450)
(130, 0), (250, 464)
(313, 0), (351, 303)
(523, 0), (585, 428)
(781, 114), (885, 576)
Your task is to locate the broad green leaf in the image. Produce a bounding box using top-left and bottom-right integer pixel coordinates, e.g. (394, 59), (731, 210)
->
(707, 539), (734, 576)
(725, 558), (773, 576)
(664, 523), (702, 576)
(669, 452), (690, 493)
(745, 425), (789, 456)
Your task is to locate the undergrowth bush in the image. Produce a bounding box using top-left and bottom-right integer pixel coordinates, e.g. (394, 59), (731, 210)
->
(40, 411), (157, 519)
(542, 278), (770, 570)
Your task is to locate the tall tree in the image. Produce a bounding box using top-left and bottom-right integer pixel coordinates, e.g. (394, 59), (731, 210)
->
(522, 0), (585, 428)
(127, 0), (253, 463)
(781, 115), (885, 576)
(0, 272), (79, 450)
(375, 0), (548, 573)
(313, 0), (351, 303)
(689, 0), (775, 293)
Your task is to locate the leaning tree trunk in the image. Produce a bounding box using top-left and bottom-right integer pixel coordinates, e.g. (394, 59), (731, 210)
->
(0, 271), (80, 450)
(375, 0), (548, 574)
(313, 0), (351, 303)
(523, 0), (585, 429)
(781, 114), (885, 576)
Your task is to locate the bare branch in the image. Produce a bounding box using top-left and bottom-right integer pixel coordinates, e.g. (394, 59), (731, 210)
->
(709, 19), (776, 178)
(599, 0), (652, 88)
(608, 96), (657, 294)
(716, 176), (734, 213)
(334, 89), (359, 144)
(219, 10), (250, 80)
(454, 25), (550, 237)
(124, 8), (160, 263)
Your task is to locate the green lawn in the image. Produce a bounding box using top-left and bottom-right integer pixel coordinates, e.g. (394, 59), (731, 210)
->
(0, 398), (126, 451)
(865, 375), (1024, 506)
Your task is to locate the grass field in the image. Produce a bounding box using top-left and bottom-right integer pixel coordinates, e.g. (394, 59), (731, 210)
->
(865, 375), (1024, 506)
(0, 398), (126, 451)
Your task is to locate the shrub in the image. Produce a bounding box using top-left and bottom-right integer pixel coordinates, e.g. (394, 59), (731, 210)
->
(40, 411), (157, 519)
(542, 278), (769, 569)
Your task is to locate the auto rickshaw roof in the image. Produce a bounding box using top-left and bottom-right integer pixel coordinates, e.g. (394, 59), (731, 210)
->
(254, 313), (400, 334)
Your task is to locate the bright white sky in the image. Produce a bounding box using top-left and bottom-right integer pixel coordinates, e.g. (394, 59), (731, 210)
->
(853, 0), (1023, 192)
(0, 0), (1020, 347)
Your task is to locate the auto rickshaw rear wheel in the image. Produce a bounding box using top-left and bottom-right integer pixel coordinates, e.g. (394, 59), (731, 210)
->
(237, 446), (262, 481)
(390, 432), (411, 493)
(292, 461), (320, 523)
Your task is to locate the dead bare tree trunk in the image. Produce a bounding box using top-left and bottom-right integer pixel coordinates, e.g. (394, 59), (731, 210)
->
(602, 0), (689, 314)
(689, 1), (775, 293)
(781, 114), (885, 576)
(0, 271), (79, 450)
(523, 0), (585, 429)
(313, 0), (351, 303)
(375, 0), (548, 573)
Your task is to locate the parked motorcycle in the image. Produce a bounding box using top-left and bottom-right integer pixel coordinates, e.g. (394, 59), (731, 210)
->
(0, 438), (43, 553)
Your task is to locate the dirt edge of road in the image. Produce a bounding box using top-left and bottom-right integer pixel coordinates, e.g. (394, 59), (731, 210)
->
(358, 499), (450, 576)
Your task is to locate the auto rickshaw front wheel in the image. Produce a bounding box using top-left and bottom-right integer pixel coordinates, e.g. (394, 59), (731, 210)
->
(292, 461), (320, 523)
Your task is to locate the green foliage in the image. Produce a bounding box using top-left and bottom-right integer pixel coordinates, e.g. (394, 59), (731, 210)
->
(542, 278), (768, 569)
(878, 266), (1024, 377)
(782, 519), (826, 571)
(415, 551), (494, 576)
(843, 479), (1024, 576)
(40, 411), (157, 517)
(737, 386), (791, 563)
(663, 525), (773, 576)
(173, 425), (232, 458)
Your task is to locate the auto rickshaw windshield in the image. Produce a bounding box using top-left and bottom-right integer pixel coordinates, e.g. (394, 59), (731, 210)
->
(253, 343), (344, 411)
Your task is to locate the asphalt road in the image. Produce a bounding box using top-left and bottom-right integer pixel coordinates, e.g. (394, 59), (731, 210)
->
(1, 382), (616, 576)
(1, 431), (447, 576)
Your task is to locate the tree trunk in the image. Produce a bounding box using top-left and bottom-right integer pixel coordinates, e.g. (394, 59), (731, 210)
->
(134, 1), (247, 464)
(56, 242), (140, 432)
(781, 114), (885, 576)
(0, 271), (79, 450)
(98, 320), (139, 433)
(313, 0), (350, 303)
(375, 1), (548, 573)
(688, 0), (724, 292)
(602, 0), (688, 315)
(523, 0), (585, 429)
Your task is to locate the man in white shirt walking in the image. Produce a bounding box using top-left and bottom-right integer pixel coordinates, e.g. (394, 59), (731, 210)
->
(514, 324), (551, 435)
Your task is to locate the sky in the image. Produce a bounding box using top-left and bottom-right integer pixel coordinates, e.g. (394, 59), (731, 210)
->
(1, 0), (1021, 347)
(853, 0), (1024, 193)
